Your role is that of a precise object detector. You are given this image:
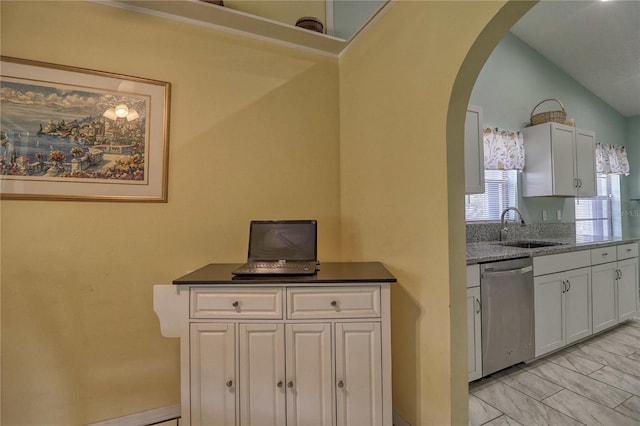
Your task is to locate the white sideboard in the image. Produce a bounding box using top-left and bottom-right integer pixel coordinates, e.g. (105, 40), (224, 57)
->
(154, 262), (396, 426)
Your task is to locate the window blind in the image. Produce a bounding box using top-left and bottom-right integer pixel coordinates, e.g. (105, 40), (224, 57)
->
(466, 170), (518, 221)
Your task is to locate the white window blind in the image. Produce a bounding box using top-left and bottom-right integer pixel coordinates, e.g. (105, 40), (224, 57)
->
(575, 174), (620, 238)
(466, 170), (518, 221)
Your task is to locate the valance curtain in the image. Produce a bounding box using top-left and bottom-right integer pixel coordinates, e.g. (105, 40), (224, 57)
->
(483, 127), (525, 170)
(595, 143), (630, 176)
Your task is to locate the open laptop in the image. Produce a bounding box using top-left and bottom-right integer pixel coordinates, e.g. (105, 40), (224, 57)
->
(232, 220), (318, 275)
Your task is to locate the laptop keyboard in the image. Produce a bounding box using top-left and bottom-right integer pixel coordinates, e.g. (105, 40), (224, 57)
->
(249, 262), (311, 269)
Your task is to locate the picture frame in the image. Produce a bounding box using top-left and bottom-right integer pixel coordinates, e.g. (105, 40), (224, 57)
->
(0, 56), (171, 202)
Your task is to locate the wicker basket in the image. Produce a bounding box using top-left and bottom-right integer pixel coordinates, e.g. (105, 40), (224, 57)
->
(530, 98), (567, 126)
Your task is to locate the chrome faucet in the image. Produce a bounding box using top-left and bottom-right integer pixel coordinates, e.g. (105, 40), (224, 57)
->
(500, 207), (526, 241)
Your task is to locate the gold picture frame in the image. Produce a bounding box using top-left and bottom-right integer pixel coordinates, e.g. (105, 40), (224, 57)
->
(0, 56), (170, 202)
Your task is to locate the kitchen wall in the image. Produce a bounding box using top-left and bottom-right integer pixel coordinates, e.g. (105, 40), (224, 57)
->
(624, 116), (640, 236)
(469, 32), (629, 227)
(0, 1), (340, 424)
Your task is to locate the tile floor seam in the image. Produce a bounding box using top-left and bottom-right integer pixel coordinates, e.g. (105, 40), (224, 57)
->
(586, 366), (640, 397)
(470, 320), (640, 426)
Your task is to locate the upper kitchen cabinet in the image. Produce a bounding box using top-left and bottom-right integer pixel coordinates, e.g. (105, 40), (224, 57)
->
(465, 105), (485, 194)
(522, 123), (596, 197)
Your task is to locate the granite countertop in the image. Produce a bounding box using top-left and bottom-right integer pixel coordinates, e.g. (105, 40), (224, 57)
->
(467, 236), (640, 265)
(173, 261), (397, 285)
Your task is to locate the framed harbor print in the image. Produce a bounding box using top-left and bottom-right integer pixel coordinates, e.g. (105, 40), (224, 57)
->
(0, 56), (170, 202)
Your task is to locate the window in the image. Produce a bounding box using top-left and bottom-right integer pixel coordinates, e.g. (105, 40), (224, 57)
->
(465, 170), (518, 221)
(575, 174), (621, 238)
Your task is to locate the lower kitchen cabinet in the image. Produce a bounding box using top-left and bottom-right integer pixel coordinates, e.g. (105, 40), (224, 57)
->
(154, 262), (396, 426)
(466, 286), (482, 382)
(618, 258), (639, 322)
(534, 267), (591, 357)
(591, 244), (639, 333)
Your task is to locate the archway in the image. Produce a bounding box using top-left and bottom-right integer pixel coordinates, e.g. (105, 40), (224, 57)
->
(446, 0), (537, 423)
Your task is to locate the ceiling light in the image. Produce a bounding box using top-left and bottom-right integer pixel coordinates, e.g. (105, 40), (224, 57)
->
(114, 104), (129, 118)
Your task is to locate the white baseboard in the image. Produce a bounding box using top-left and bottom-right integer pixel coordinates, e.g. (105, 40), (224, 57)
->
(88, 404), (180, 426)
(393, 409), (411, 426)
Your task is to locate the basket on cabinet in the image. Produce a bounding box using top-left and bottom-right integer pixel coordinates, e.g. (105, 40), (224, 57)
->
(530, 98), (567, 126)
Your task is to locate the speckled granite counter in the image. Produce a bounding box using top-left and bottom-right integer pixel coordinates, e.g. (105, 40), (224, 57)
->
(467, 236), (640, 265)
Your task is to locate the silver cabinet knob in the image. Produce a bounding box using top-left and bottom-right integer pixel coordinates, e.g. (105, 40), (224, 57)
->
(330, 300), (337, 307)
(226, 380), (233, 388)
(287, 381), (294, 388)
(277, 381), (283, 388)
(232, 301), (239, 308)
(337, 380), (344, 388)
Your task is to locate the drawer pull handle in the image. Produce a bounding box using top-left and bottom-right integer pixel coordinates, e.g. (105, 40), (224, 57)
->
(277, 381), (283, 388)
(287, 381), (294, 388)
(602, 252), (608, 256)
(626, 248), (632, 252)
(232, 301), (239, 308)
(226, 380), (233, 388)
(330, 300), (338, 307)
(337, 380), (344, 388)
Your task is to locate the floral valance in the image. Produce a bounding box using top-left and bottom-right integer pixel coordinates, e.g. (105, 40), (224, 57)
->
(595, 143), (630, 176)
(483, 127), (525, 171)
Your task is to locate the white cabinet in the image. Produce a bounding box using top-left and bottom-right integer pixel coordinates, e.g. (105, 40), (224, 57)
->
(465, 105), (485, 194)
(466, 286), (482, 381)
(522, 123), (596, 197)
(155, 265), (394, 426)
(592, 243), (639, 333)
(466, 265), (482, 382)
(190, 323), (237, 426)
(533, 250), (592, 357)
(335, 322), (383, 426)
(533, 267), (591, 357)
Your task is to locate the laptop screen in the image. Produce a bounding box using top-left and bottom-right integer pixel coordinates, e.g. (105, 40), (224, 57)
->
(248, 220), (317, 262)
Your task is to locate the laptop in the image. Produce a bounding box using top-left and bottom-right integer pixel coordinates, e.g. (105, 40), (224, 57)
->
(232, 220), (318, 275)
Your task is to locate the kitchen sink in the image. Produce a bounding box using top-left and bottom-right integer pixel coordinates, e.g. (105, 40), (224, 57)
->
(499, 241), (565, 249)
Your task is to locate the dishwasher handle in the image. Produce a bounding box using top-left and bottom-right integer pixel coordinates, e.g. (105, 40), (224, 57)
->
(482, 265), (533, 279)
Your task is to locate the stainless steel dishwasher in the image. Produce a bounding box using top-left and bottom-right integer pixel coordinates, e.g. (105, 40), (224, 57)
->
(481, 257), (535, 376)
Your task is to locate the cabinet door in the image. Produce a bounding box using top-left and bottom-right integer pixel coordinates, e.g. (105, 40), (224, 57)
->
(617, 258), (639, 322)
(466, 287), (482, 382)
(550, 125), (577, 196)
(592, 263), (618, 333)
(190, 323), (236, 426)
(335, 323), (382, 426)
(575, 129), (596, 197)
(285, 323), (333, 426)
(465, 105), (484, 194)
(534, 272), (565, 357)
(239, 324), (286, 426)
(564, 267), (592, 344)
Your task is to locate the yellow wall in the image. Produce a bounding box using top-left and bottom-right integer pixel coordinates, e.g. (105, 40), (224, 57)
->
(0, 1), (340, 424)
(1, 0), (536, 424)
(339, 1), (533, 424)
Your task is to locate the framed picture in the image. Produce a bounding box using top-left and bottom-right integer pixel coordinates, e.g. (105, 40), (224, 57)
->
(0, 56), (170, 202)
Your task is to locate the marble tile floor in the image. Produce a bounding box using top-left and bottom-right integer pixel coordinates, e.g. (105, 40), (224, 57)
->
(469, 319), (640, 426)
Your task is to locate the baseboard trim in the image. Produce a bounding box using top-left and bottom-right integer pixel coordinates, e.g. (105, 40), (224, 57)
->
(88, 404), (180, 426)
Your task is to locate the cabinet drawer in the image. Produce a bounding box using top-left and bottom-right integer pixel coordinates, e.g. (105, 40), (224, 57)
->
(191, 287), (283, 319)
(287, 286), (381, 319)
(591, 246), (617, 265)
(467, 264), (480, 288)
(534, 250), (590, 276)
(617, 242), (638, 260)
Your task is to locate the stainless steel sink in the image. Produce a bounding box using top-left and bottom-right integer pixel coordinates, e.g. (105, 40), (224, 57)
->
(499, 241), (565, 249)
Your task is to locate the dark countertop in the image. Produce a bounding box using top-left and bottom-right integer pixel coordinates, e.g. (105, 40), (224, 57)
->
(173, 262), (397, 285)
(467, 236), (640, 265)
